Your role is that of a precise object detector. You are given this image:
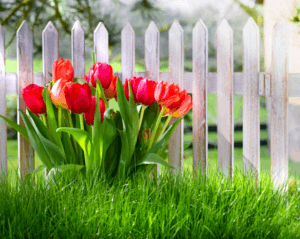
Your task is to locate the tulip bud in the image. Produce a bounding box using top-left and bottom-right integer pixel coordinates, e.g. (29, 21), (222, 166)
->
(52, 58), (74, 83)
(84, 96), (106, 125)
(22, 84), (47, 117)
(86, 62), (113, 89)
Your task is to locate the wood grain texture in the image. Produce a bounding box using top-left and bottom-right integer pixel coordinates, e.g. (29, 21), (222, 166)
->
(259, 73), (265, 96)
(17, 21), (34, 180)
(216, 19), (234, 178)
(42, 21), (58, 177)
(122, 22), (135, 83)
(145, 21), (160, 179)
(265, 73), (271, 97)
(0, 24), (7, 181)
(168, 20), (184, 177)
(94, 22), (109, 64)
(72, 21), (85, 78)
(192, 19), (208, 178)
(271, 19), (289, 192)
(243, 18), (260, 183)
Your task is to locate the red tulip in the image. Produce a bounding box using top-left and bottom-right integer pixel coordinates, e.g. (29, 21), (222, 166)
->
(22, 84), (46, 117)
(64, 83), (92, 114)
(84, 96), (106, 125)
(104, 75), (118, 100)
(47, 79), (73, 110)
(86, 62), (113, 89)
(136, 78), (157, 105)
(154, 81), (193, 117)
(52, 58), (74, 83)
(123, 76), (143, 102)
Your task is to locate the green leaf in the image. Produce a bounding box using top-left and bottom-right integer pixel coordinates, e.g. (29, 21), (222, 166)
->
(148, 117), (183, 155)
(0, 114), (29, 141)
(25, 165), (46, 182)
(27, 109), (66, 166)
(56, 128), (93, 168)
(48, 72), (52, 77)
(132, 153), (175, 170)
(102, 113), (117, 161)
(42, 86), (65, 155)
(19, 110), (54, 170)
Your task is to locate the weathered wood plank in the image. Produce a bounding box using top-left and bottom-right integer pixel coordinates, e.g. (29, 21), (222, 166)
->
(0, 24), (7, 181)
(259, 73), (265, 96)
(72, 21), (85, 78)
(192, 19), (208, 178)
(168, 20), (184, 177)
(145, 21), (160, 179)
(94, 22), (109, 64)
(121, 22), (135, 83)
(42, 21), (58, 177)
(243, 18), (260, 183)
(216, 19), (234, 178)
(265, 73), (271, 97)
(17, 21), (35, 180)
(271, 19), (289, 192)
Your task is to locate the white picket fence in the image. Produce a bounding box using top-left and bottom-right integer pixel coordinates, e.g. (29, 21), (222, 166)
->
(0, 18), (295, 191)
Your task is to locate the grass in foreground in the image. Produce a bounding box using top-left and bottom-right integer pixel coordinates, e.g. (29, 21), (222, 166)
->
(0, 166), (300, 239)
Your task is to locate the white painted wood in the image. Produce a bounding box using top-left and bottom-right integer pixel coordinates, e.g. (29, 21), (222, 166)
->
(121, 22), (135, 83)
(145, 21), (160, 179)
(271, 19), (289, 192)
(265, 73), (271, 97)
(216, 19), (234, 178)
(42, 21), (59, 177)
(192, 19), (208, 178)
(168, 20), (184, 177)
(0, 24), (7, 181)
(17, 20), (35, 180)
(259, 73), (265, 96)
(243, 18), (260, 183)
(72, 21), (85, 78)
(94, 22), (109, 64)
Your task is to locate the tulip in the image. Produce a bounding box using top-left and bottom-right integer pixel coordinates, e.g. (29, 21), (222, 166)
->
(104, 75), (118, 100)
(84, 96), (106, 125)
(47, 79), (73, 110)
(22, 84), (46, 117)
(64, 83), (92, 114)
(136, 78), (157, 106)
(123, 76), (143, 102)
(86, 62), (113, 89)
(52, 58), (74, 83)
(166, 94), (193, 118)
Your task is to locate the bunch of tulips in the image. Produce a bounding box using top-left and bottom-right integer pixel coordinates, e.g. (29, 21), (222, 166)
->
(0, 55), (192, 186)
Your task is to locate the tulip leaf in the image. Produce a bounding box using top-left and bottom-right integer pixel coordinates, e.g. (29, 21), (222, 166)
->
(56, 128), (93, 168)
(0, 114), (29, 141)
(42, 86), (65, 155)
(19, 110), (54, 170)
(26, 109), (66, 166)
(25, 164), (46, 182)
(102, 114), (117, 163)
(93, 79), (102, 170)
(148, 117), (183, 155)
(96, 77), (109, 110)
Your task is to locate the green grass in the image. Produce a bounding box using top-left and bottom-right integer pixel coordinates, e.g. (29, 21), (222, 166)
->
(0, 161), (300, 238)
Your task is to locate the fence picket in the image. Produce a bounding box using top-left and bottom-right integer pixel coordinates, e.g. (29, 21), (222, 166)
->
(168, 20), (184, 177)
(17, 21), (34, 180)
(145, 21), (160, 179)
(94, 22), (109, 64)
(0, 24), (6, 181)
(243, 18), (260, 183)
(72, 21), (85, 78)
(42, 21), (59, 177)
(122, 22), (135, 83)
(216, 19), (234, 178)
(271, 19), (289, 192)
(192, 19), (208, 178)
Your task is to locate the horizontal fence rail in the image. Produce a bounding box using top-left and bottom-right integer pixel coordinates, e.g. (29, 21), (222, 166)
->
(0, 18), (292, 192)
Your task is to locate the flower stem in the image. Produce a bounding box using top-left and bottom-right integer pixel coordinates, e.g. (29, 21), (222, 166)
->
(156, 114), (172, 140)
(139, 105), (146, 130)
(40, 114), (48, 129)
(147, 106), (165, 152)
(79, 114), (85, 131)
(67, 110), (79, 158)
(58, 106), (62, 137)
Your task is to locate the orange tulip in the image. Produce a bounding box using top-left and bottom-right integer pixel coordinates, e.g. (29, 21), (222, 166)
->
(166, 94), (193, 118)
(47, 79), (73, 109)
(104, 75), (118, 100)
(52, 58), (74, 83)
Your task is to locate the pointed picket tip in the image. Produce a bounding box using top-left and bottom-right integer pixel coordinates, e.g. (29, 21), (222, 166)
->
(146, 21), (159, 33)
(122, 22), (134, 33)
(273, 18), (288, 33)
(17, 20), (31, 35)
(243, 17), (259, 32)
(0, 24), (4, 32)
(94, 22), (108, 35)
(193, 19), (207, 34)
(42, 21), (58, 35)
(72, 20), (83, 31)
(217, 19), (232, 39)
(145, 21), (159, 53)
(169, 20), (183, 33)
